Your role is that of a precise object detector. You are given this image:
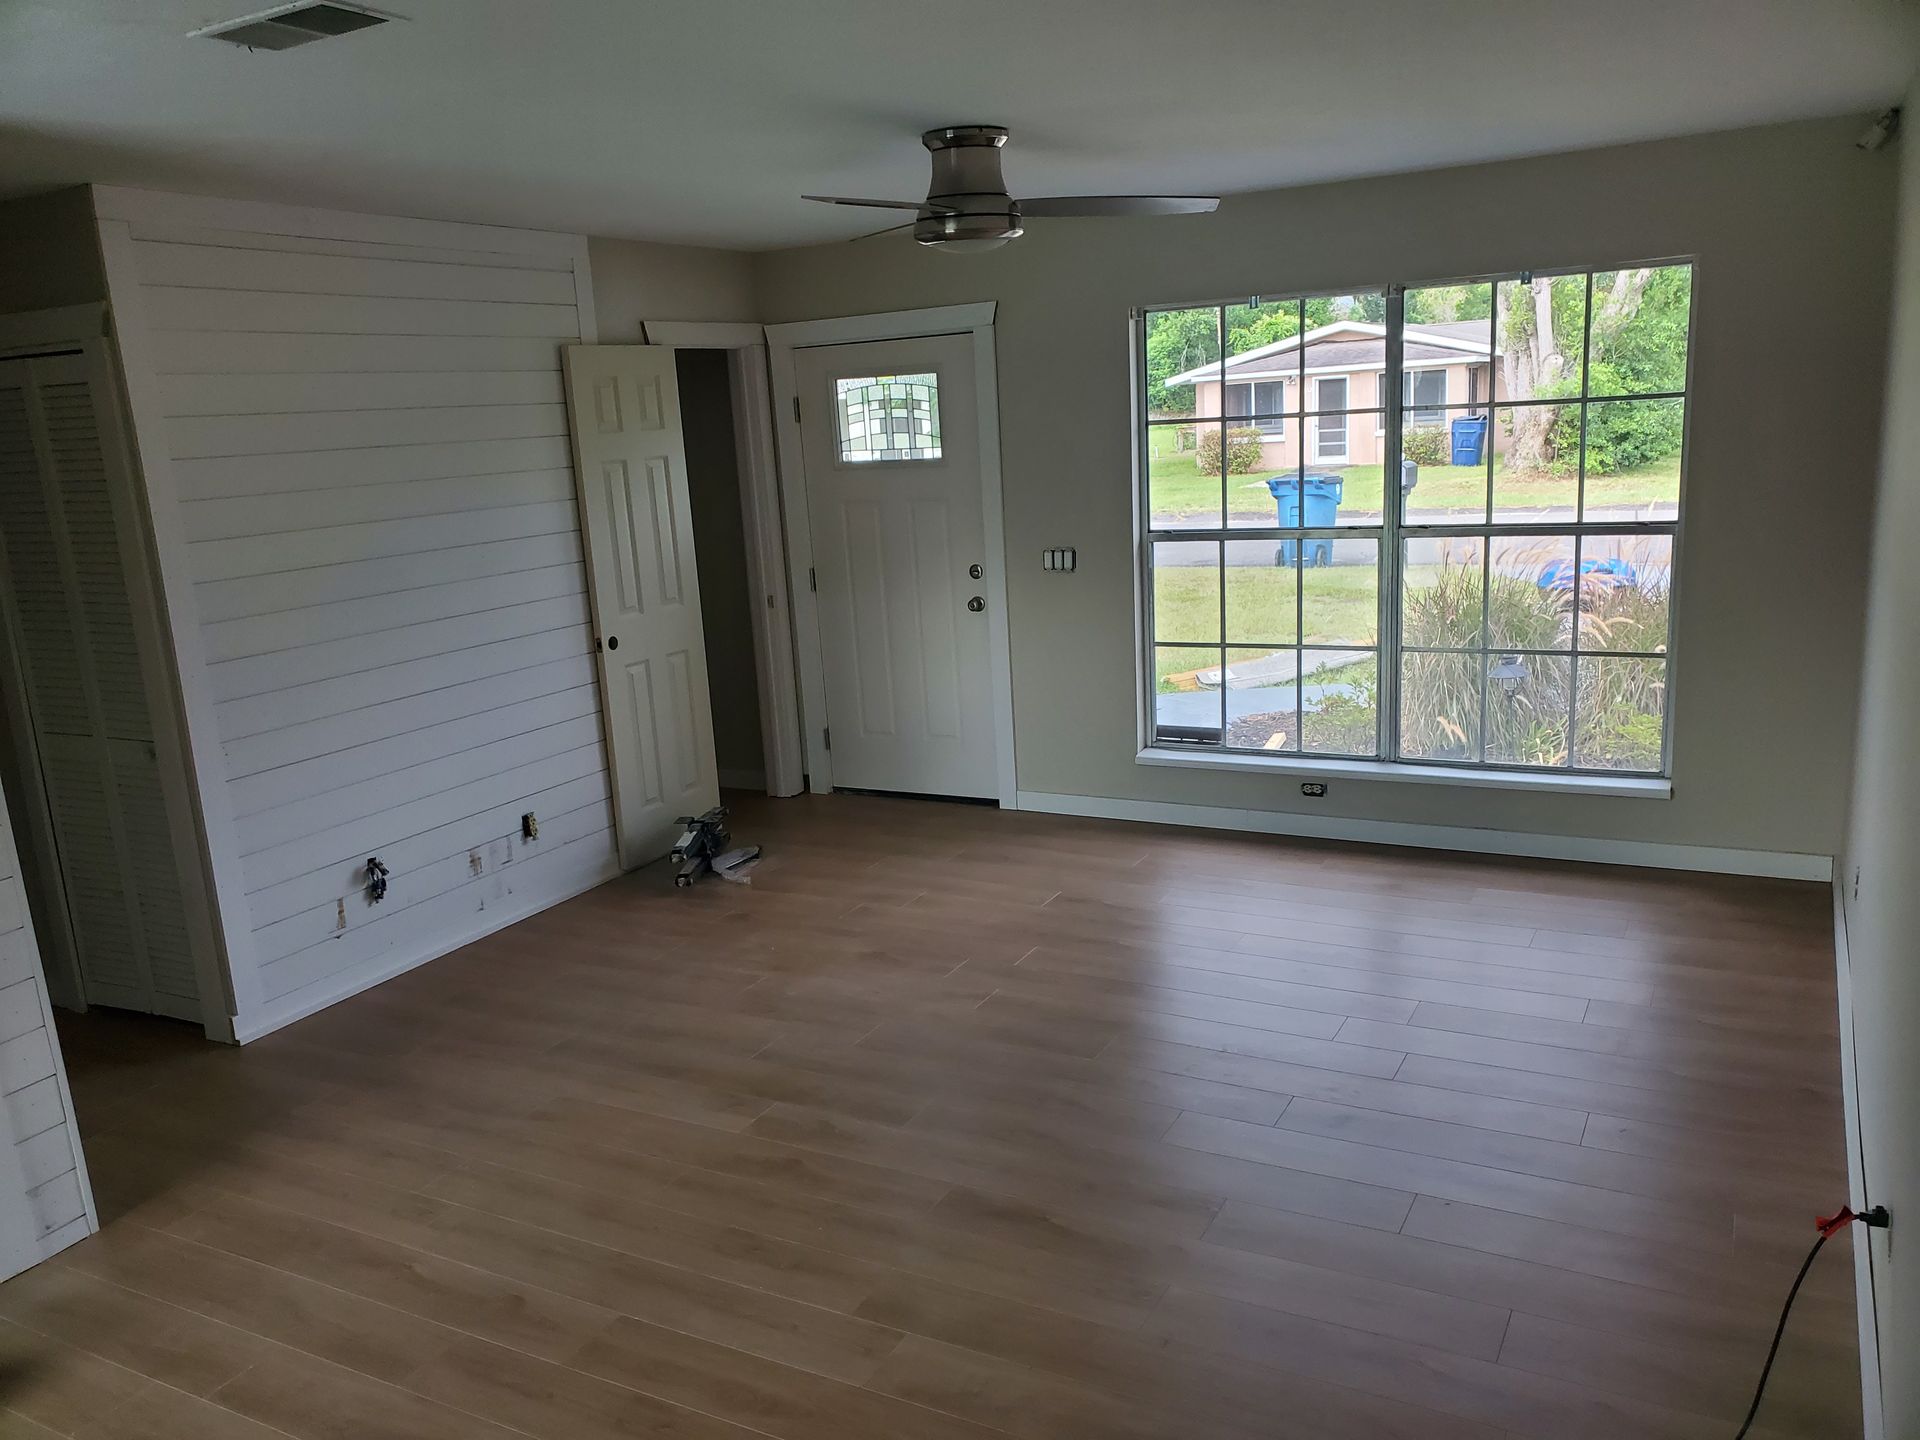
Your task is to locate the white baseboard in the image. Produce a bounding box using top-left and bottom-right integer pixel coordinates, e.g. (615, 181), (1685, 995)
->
(1014, 790), (1834, 881)
(1832, 873), (1886, 1440)
(717, 767), (767, 792)
(230, 854), (623, 1043)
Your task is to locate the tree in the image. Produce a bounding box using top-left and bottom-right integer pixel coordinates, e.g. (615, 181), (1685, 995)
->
(1497, 270), (1663, 473)
(1405, 284), (1493, 325)
(1224, 300), (1299, 356)
(1144, 308), (1220, 418)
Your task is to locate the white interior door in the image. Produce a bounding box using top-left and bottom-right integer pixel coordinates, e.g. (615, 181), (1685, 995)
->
(562, 346), (719, 868)
(795, 335), (995, 799)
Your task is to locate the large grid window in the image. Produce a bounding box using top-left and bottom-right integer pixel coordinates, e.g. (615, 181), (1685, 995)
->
(1139, 264), (1691, 776)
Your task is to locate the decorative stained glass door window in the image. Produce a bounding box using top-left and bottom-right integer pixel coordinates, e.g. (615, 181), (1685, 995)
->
(835, 372), (942, 462)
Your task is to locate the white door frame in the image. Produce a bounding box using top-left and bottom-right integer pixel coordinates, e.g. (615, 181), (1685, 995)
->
(766, 304), (1015, 807)
(642, 321), (804, 798)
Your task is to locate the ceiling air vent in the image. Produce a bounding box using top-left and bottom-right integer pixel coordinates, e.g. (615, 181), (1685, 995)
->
(194, 2), (393, 51)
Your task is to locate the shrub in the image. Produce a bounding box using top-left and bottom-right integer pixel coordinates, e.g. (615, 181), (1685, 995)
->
(1398, 562), (1669, 770)
(1401, 557), (1493, 649)
(1302, 673), (1378, 755)
(1401, 426), (1450, 467)
(1197, 426), (1267, 477)
(1545, 362), (1684, 476)
(1579, 577), (1669, 653)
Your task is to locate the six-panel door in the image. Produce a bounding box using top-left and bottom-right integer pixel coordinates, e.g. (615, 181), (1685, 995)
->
(561, 346), (719, 867)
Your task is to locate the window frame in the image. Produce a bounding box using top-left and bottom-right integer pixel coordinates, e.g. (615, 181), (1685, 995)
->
(1133, 261), (1694, 786)
(1225, 379), (1287, 435)
(1405, 366), (1447, 424)
(1380, 367), (1450, 432)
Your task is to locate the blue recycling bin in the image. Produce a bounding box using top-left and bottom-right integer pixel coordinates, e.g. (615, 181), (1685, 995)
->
(1450, 414), (1489, 466)
(1265, 473), (1344, 566)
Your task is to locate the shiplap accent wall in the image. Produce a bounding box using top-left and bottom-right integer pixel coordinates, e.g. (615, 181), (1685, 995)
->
(94, 189), (620, 1040)
(0, 785), (94, 1279)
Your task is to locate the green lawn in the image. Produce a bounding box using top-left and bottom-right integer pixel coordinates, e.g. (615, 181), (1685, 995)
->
(1147, 429), (1680, 522)
(1153, 562), (1382, 689)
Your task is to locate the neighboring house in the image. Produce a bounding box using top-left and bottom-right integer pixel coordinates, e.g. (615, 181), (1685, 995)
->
(1165, 320), (1506, 468)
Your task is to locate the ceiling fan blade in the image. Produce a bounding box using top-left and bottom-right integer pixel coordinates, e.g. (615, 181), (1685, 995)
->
(1019, 195), (1220, 217)
(802, 195), (923, 210)
(848, 220), (917, 242)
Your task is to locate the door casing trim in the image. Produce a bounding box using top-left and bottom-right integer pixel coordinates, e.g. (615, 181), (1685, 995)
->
(640, 321), (805, 799)
(766, 304), (1016, 807)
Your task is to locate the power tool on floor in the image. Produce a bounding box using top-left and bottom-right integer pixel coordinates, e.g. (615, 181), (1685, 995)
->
(670, 806), (761, 887)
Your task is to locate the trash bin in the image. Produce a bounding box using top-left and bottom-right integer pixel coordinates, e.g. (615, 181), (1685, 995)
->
(1265, 473), (1344, 567)
(1450, 414), (1489, 466)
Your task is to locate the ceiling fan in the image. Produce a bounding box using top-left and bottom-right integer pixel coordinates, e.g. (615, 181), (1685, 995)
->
(803, 125), (1220, 252)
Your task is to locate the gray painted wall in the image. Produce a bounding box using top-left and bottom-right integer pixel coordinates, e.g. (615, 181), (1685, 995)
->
(587, 237), (757, 339)
(1842, 75), (1920, 1438)
(753, 116), (1897, 859)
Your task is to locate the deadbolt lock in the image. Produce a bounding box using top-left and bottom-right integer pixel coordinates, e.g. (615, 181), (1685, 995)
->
(967, 596), (985, 612)
(968, 563), (983, 579)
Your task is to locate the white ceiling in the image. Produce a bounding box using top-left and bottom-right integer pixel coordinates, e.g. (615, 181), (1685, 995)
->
(2, 0), (1913, 251)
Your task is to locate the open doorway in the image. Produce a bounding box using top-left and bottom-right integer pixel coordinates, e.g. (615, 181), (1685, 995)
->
(674, 349), (768, 793)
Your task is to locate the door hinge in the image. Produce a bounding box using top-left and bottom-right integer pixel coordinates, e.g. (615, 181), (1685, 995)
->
(809, 566), (817, 592)
(822, 727), (831, 752)
(792, 395), (801, 424)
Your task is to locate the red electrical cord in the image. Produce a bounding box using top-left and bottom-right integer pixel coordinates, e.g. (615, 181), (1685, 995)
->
(1733, 1204), (1888, 1439)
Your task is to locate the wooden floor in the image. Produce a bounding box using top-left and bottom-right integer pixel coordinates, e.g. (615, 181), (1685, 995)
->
(3, 793), (1861, 1439)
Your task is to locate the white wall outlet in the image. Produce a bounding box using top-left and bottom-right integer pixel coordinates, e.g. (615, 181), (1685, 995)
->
(469, 849), (485, 877)
(335, 898), (347, 931)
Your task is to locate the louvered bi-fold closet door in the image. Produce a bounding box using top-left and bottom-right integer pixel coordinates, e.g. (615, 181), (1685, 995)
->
(0, 352), (200, 1020)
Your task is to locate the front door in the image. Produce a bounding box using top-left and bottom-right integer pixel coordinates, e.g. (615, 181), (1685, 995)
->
(562, 346), (719, 868)
(795, 335), (996, 799)
(1313, 376), (1349, 462)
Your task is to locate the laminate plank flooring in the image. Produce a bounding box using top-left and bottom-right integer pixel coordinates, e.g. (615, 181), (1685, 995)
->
(5, 792), (1858, 1438)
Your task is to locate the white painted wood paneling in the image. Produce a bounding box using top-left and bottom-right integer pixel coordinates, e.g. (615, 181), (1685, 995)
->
(0, 787), (95, 1281)
(159, 369), (564, 417)
(183, 470), (577, 541)
(165, 402), (570, 460)
(202, 560), (584, 661)
(103, 199), (618, 1039)
(194, 531), (583, 621)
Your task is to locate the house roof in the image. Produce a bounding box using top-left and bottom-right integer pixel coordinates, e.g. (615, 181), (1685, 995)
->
(1164, 320), (1497, 386)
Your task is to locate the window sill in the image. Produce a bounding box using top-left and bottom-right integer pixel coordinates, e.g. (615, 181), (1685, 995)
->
(1135, 747), (1672, 798)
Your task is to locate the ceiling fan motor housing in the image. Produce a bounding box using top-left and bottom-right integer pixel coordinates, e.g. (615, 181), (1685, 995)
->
(915, 125), (1023, 248)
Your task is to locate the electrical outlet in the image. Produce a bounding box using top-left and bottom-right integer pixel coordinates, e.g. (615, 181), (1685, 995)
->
(1301, 782), (1328, 798)
(521, 811), (539, 841)
(335, 898), (347, 931)
(469, 850), (485, 877)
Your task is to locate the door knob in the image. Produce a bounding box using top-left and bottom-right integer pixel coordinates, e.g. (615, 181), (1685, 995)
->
(606, 635), (619, 650)
(967, 596), (985, 612)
